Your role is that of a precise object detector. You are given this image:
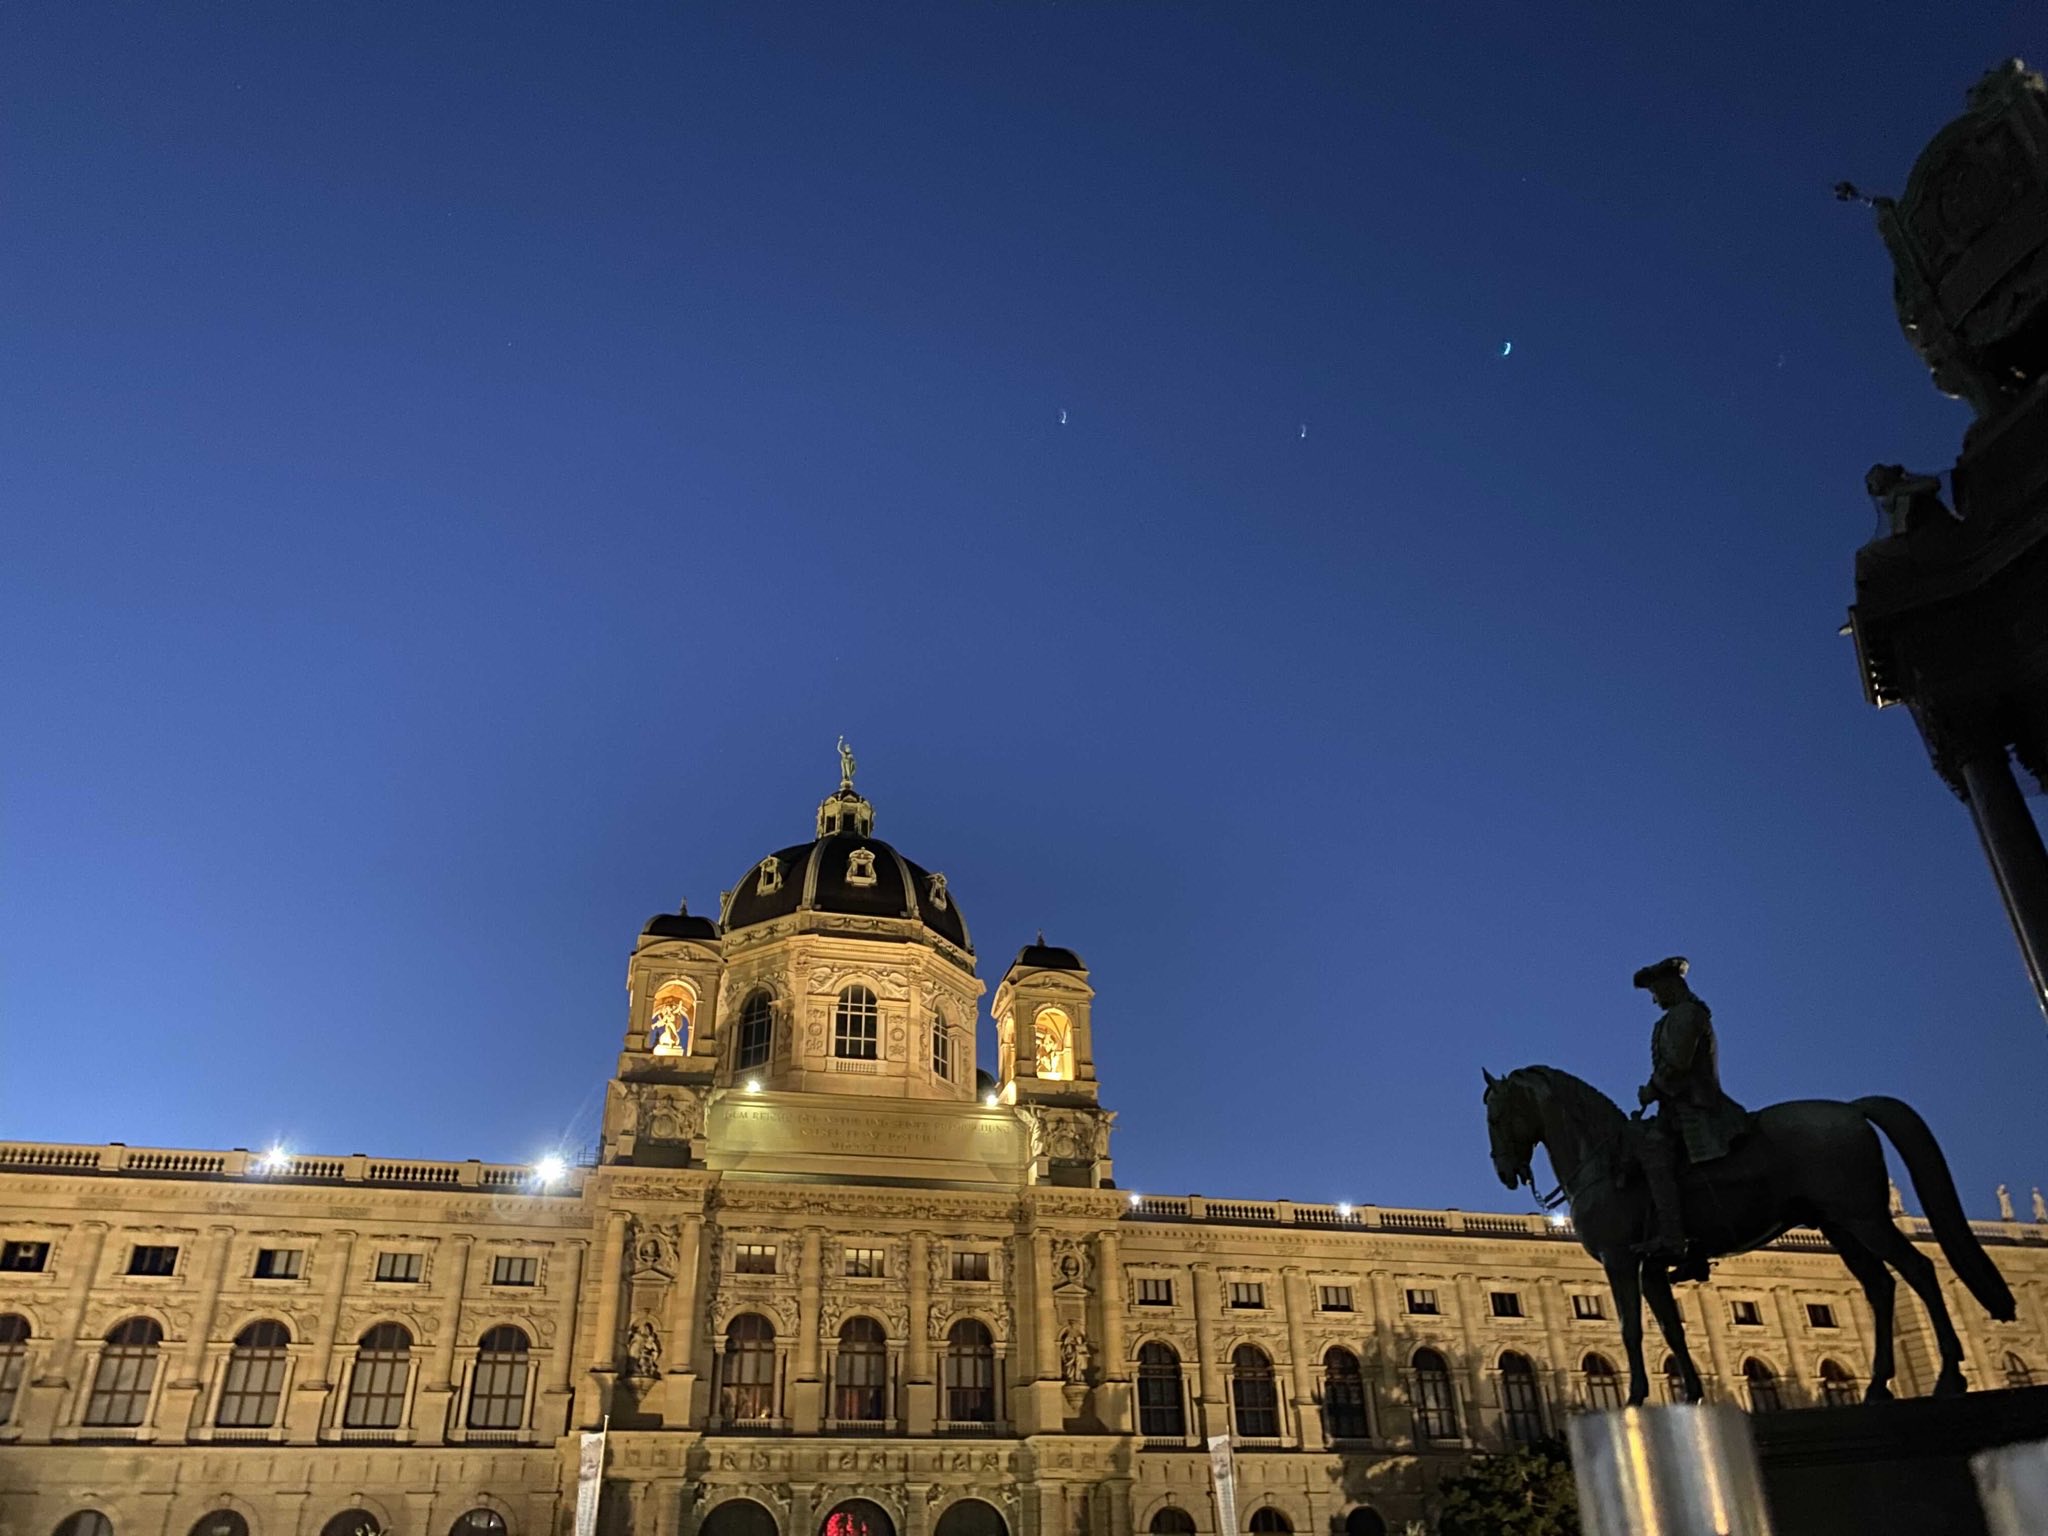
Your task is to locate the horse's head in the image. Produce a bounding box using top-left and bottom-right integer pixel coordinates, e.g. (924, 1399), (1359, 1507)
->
(1483, 1068), (1539, 1191)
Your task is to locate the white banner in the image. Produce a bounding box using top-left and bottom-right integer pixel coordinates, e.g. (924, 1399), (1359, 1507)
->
(1207, 1432), (1238, 1536)
(574, 1427), (607, 1536)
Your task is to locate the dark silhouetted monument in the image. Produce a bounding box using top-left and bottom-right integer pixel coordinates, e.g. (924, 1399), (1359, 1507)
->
(1846, 60), (2048, 1023)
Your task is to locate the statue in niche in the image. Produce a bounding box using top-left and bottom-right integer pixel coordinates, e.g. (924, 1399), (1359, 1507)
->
(627, 1318), (662, 1378)
(1059, 1323), (1091, 1384)
(631, 1221), (679, 1278)
(1033, 1010), (1071, 1080)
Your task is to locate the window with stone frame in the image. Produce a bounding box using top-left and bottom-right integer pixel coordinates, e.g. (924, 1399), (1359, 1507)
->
(1818, 1359), (1858, 1406)
(374, 1250), (423, 1284)
(1405, 1288), (1439, 1315)
(1571, 1293), (1604, 1320)
(490, 1254), (538, 1287)
(0, 1240), (48, 1272)
(1137, 1341), (1186, 1437)
(834, 1317), (887, 1422)
(1743, 1358), (1783, 1413)
(466, 1325), (529, 1429)
(720, 1313), (778, 1420)
(1805, 1302), (1838, 1329)
(84, 1317), (163, 1426)
(1322, 1347), (1369, 1439)
(216, 1320), (290, 1428)
(253, 1247), (303, 1280)
(834, 985), (880, 1060)
(1583, 1352), (1623, 1411)
(930, 1011), (953, 1082)
(1730, 1298), (1763, 1327)
(1411, 1347), (1459, 1441)
(0, 1315), (28, 1423)
(735, 1243), (777, 1275)
(735, 989), (774, 1073)
(1319, 1285), (1354, 1312)
(1230, 1344), (1280, 1437)
(943, 1319), (996, 1422)
(844, 1247), (885, 1278)
(126, 1244), (177, 1277)
(1500, 1351), (1545, 1444)
(1489, 1290), (1524, 1319)
(1227, 1281), (1265, 1309)
(1136, 1277), (1174, 1306)
(951, 1250), (991, 1282)
(343, 1323), (412, 1428)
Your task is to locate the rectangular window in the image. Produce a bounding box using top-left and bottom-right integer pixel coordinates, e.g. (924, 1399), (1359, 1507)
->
(1137, 1277), (1174, 1306)
(735, 1243), (778, 1275)
(844, 1247), (885, 1278)
(1806, 1302), (1838, 1329)
(374, 1250), (423, 1283)
(1490, 1291), (1524, 1319)
(951, 1250), (990, 1282)
(1227, 1281), (1265, 1309)
(1319, 1285), (1355, 1312)
(1572, 1293), (1605, 1320)
(253, 1248), (303, 1280)
(1405, 1288), (1440, 1315)
(1731, 1299), (1763, 1326)
(127, 1244), (178, 1277)
(491, 1255), (539, 1287)
(0, 1241), (49, 1273)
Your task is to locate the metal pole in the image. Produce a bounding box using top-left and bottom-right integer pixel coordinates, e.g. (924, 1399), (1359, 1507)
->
(1960, 749), (2048, 1024)
(1568, 1404), (1775, 1536)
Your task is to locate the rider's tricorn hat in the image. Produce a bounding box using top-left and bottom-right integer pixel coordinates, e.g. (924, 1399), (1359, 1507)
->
(1632, 956), (1689, 988)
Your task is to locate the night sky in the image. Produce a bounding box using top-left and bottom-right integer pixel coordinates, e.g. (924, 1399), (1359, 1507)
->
(6, 3), (2043, 1219)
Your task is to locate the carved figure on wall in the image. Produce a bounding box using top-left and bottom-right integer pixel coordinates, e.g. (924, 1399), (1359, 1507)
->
(627, 1318), (662, 1377)
(631, 1220), (679, 1278)
(1059, 1323), (1091, 1384)
(1051, 1237), (1090, 1292)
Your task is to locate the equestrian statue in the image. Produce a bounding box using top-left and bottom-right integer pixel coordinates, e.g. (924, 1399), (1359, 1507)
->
(1482, 957), (2014, 1407)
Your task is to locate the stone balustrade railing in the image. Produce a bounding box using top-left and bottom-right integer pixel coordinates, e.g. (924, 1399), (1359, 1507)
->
(0, 1141), (583, 1195)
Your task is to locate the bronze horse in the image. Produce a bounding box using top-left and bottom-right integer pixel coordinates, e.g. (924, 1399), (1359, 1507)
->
(1483, 1065), (2014, 1405)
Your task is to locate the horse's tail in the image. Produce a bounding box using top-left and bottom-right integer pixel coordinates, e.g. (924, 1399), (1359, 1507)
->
(1856, 1095), (2016, 1321)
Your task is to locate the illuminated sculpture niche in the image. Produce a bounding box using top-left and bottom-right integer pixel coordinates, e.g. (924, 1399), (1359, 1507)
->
(1033, 1008), (1073, 1081)
(649, 981), (694, 1056)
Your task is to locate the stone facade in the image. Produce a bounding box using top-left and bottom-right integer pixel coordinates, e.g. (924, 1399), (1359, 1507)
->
(3, 774), (2046, 1536)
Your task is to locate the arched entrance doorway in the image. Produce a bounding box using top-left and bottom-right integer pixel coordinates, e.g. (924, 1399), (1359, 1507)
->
(934, 1502), (1007, 1536)
(703, 1501), (780, 1536)
(821, 1501), (895, 1536)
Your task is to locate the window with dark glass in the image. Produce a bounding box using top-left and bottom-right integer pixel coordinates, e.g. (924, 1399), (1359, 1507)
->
(736, 1243), (777, 1275)
(844, 1247), (884, 1278)
(1137, 1341), (1186, 1437)
(1345, 1510), (1387, 1536)
(834, 1317), (887, 1422)
(1662, 1356), (1687, 1403)
(1249, 1510), (1292, 1534)
(1230, 1344), (1280, 1437)
(1572, 1293), (1604, 1320)
(1405, 1288), (1439, 1315)
(126, 1244), (177, 1277)
(0, 1240), (48, 1272)
(1730, 1299), (1762, 1326)
(320, 1512), (382, 1536)
(467, 1325), (529, 1429)
(1489, 1291), (1523, 1319)
(374, 1251), (423, 1284)
(84, 1317), (162, 1426)
(721, 1313), (778, 1420)
(1818, 1359), (1857, 1406)
(343, 1323), (412, 1428)
(253, 1248), (302, 1280)
(1412, 1348), (1458, 1441)
(944, 1319), (997, 1423)
(1319, 1286), (1354, 1312)
(216, 1320), (290, 1428)
(834, 985), (879, 1059)
(1149, 1512), (1196, 1536)
(931, 1013), (953, 1082)
(1323, 1347), (1369, 1440)
(952, 1250), (990, 1282)
(53, 1516), (114, 1536)
(1500, 1352), (1545, 1444)
(1805, 1302), (1837, 1329)
(0, 1314), (28, 1423)
(190, 1513), (250, 1536)
(1743, 1358), (1782, 1413)
(1137, 1277), (1173, 1306)
(736, 990), (773, 1072)
(1228, 1281), (1265, 1309)
(1583, 1352), (1623, 1411)
(449, 1514), (507, 1536)
(491, 1255), (538, 1287)
(2008, 1352), (2035, 1389)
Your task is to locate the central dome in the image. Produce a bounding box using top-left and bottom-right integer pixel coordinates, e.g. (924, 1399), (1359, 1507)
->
(718, 773), (971, 954)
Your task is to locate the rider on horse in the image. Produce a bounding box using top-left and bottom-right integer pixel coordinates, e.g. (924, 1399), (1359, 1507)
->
(1632, 957), (1750, 1269)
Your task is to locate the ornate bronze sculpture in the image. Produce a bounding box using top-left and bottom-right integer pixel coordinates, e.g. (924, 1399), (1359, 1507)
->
(1483, 962), (2015, 1405)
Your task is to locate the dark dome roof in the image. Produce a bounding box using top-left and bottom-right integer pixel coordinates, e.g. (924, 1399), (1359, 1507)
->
(723, 833), (971, 953)
(642, 906), (720, 941)
(1012, 941), (1085, 972)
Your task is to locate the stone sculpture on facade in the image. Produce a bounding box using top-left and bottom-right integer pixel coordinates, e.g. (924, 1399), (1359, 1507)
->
(627, 1318), (662, 1378)
(2001, 1184), (2016, 1220)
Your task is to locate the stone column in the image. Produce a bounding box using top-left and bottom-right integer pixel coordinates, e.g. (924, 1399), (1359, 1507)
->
(42, 1221), (109, 1384)
(416, 1233), (473, 1443)
(663, 1216), (704, 1424)
(1190, 1263), (1224, 1437)
(1018, 1227), (1065, 1433)
(1366, 1267), (1400, 1441)
(175, 1225), (236, 1386)
(1686, 1287), (1730, 1398)
(1093, 1229), (1131, 1433)
(1536, 1278), (1571, 1418)
(791, 1227), (824, 1431)
(578, 1210), (629, 1426)
(1032, 1230), (1060, 1382)
(906, 1231), (935, 1433)
(1281, 1268), (1322, 1450)
(1769, 1287), (1814, 1404)
(307, 1230), (357, 1388)
(548, 1242), (588, 1393)
(1452, 1273), (1487, 1438)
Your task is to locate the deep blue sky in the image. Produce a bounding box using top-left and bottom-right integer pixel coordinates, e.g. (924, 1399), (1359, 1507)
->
(5, 3), (2043, 1218)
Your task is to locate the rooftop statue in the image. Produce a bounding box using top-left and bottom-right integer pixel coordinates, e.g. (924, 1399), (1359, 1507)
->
(1484, 959), (2015, 1407)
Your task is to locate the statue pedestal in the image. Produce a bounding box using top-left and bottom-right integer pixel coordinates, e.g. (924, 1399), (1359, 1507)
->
(1751, 1386), (2048, 1536)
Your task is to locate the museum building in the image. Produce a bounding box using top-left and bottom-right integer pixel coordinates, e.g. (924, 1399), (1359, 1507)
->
(2, 768), (2046, 1536)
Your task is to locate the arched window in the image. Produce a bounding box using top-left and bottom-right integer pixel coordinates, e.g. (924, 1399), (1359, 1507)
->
(944, 1319), (996, 1422)
(1344, 1512), (1387, 1536)
(467, 1325), (530, 1429)
(0, 1314), (28, 1423)
(2008, 1352), (2035, 1389)
(1583, 1351), (1623, 1411)
(1323, 1346), (1369, 1440)
(700, 1501), (779, 1536)
(721, 1313), (778, 1421)
(320, 1514), (382, 1536)
(822, 1501), (894, 1536)
(1743, 1358), (1782, 1414)
(1662, 1355), (1686, 1403)
(53, 1517), (114, 1536)
(931, 1011), (953, 1083)
(217, 1319), (291, 1427)
(1148, 1512), (1196, 1536)
(1032, 1008), (1072, 1080)
(1412, 1347), (1459, 1441)
(834, 985), (879, 1060)
(343, 1323), (412, 1428)
(649, 980), (694, 1055)
(1137, 1341), (1187, 1437)
(189, 1514), (250, 1536)
(1818, 1359), (1857, 1407)
(834, 1317), (887, 1422)
(736, 990), (774, 1073)
(933, 1501), (1007, 1536)
(449, 1512), (507, 1536)
(84, 1317), (162, 1426)
(1230, 1344), (1280, 1438)
(1500, 1351), (1545, 1444)
(1249, 1511), (1293, 1535)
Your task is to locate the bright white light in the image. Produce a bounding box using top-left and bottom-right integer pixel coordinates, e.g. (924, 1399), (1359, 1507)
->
(256, 1146), (291, 1174)
(1128, 1192), (1142, 1207)
(983, 1092), (999, 1107)
(1546, 1211), (1570, 1228)
(1336, 1202), (1353, 1218)
(534, 1155), (567, 1186)
(745, 1078), (763, 1094)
